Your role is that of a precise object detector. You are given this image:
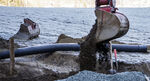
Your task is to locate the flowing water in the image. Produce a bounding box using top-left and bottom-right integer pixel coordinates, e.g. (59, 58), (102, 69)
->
(0, 7), (150, 46)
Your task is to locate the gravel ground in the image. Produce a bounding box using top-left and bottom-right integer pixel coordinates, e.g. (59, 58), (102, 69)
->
(58, 70), (148, 81)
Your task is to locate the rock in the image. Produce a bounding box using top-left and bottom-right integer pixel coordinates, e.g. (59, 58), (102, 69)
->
(13, 18), (40, 40)
(56, 34), (85, 44)
(0, 55), (78, 81)
(56, 34), (123, 44)
(42, 51), (79, 73)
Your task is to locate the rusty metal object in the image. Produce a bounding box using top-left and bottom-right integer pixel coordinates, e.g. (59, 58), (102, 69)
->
(95, 9), (129, 43)
(13, 18), (40, 40)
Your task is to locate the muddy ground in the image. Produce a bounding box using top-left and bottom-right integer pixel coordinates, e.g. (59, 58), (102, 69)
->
(0, 34), (150, 81)
(0, 52), (79, 81)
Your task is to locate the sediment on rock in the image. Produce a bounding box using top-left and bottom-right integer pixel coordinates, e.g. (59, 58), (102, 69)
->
(0, 62), (78, 81)
(56, 34), (85, 44)
(0, 52), (79, 81)
(116, 62), (150, 76)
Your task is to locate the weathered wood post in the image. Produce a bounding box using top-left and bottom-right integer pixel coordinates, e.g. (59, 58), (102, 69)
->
(9, 37), (15, 75)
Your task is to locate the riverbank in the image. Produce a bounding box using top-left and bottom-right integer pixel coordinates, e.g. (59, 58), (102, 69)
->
(0, 34), (150, 81)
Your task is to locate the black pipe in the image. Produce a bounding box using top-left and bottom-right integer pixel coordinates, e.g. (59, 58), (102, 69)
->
(0, 43), (148, 59)
(112, 44), (147, 52)
(0, 43), (80, 59)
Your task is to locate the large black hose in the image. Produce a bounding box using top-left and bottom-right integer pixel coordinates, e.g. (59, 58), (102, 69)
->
(0, 43), (148, 59)
(112, 44), (147, 52)
(0, 43), (80, 59)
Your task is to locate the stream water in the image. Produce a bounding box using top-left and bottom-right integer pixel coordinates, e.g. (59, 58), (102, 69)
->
(0, 7), (150, 46)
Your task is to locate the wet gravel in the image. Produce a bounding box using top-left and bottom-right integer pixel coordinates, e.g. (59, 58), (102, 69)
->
(58, 70), (147, 81)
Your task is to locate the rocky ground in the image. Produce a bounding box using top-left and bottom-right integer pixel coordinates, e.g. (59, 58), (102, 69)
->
(0, 52), (79, 81)
(58, 71), (149, 81)
(0, 34), (150, 81)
